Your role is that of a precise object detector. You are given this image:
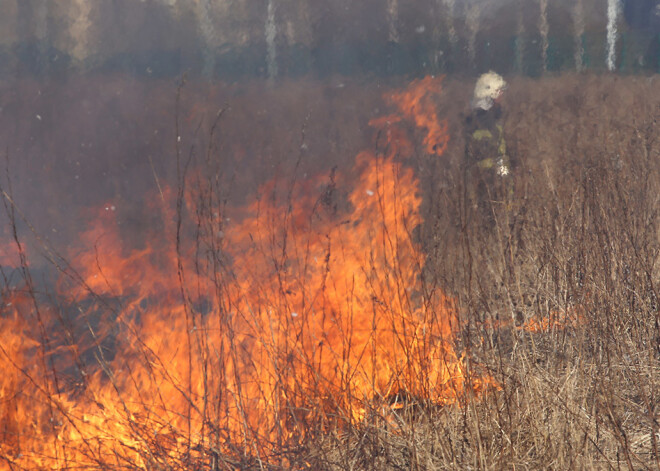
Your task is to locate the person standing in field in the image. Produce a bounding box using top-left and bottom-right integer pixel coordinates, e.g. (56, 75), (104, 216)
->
(464, 71), (511, 227)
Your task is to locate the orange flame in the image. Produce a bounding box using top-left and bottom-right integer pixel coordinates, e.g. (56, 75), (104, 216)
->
(519, 305), (585, 333)
(0, 77), (492, 468)
(387, 76), (450, 156)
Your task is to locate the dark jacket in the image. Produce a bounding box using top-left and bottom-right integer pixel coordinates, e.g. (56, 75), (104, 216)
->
(464, 104), (509, 176)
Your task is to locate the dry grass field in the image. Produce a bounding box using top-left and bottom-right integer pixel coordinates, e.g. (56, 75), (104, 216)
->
(0, 73), (659, 470)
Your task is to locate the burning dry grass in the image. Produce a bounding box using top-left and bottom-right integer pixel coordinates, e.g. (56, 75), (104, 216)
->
(1, 74), (660, 469)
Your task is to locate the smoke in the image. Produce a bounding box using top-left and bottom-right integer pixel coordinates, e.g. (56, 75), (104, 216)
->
(441, 0), (458, 46)
(69, 0), (92, 62)
(33, 1), (49, 42)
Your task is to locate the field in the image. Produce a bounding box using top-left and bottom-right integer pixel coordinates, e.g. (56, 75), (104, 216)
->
(0, 73), (659, 469)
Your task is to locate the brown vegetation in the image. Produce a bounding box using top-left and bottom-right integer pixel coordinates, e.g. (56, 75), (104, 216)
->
(1, 74), (659, 469)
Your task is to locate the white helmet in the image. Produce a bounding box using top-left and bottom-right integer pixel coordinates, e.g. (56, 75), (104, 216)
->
(472, 71), (507, 110)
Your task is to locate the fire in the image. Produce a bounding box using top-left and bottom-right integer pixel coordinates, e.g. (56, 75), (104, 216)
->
(387, 76), (450, 156)
(0, 227), (26, 270)
(519, 305), (585, 333)
(0, 77), (489, 468)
